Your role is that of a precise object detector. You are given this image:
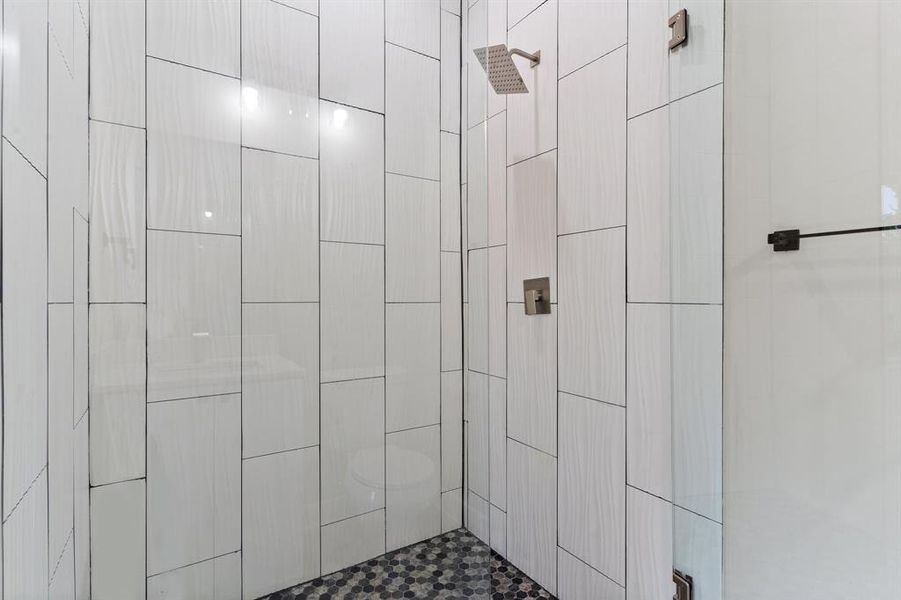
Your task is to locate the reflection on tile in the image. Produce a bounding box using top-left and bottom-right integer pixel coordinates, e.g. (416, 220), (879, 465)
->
(320, 0), (384, 113)
(320, 102), (384, 245)
(387, 425), (442, 551)
(507, 0), (557, 164)
(320, 242), (384, 382)
(627, 487), (672, 600)
(146, 0), (239, 77)
(627, 0), (668, 117)
(558, 228), (625, 405)
(147, 394), (241, 575)
(508, 306), (556, 456)
(386, 44), (440, 180)
(441, 372), (463, 492)
(626, 304), (672, 500)
(488, 246), (506, 377)
(674, 507), (722, 600)
(441, 253), (463, 371)
(242, 148), (318, 302)
(489, 377), (507, 510)
(558, 48), (626, 234)
(441, 489), (463, 533)
(387, 304), (441, 432)
(507, 151), (556, 302)
(669, 0), (724, 101)
(90, 304), (146, 486)
(147, 230), (241, 402)
(48, 304), (74, 563)
(507, 439), (557, 594)
(386, 174), (441, 302)
(147, 58), (241, 235)
(559, 393), (625, 584)
(2, 143), (48, 518)
(441, 12), (461, 133)
(3, 0), (48, 174)
(242, 0), (318, 157)
(243, 447), (320, 599)
(557, 547), (624, 600)
(90, 0), (145, 126)
(321, 378), (385, 524)
(386, 0), (441, 58)
(3, 472), (48, 599)
(440, 133), (462, 251)
(90, 480), (146, 600)
(147, 552), (241, 600)
(321, 510), (386, 575)
(90, 121), (146, 302)
(243, 303), (319, 458)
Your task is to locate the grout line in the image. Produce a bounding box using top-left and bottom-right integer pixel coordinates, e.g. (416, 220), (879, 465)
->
(241, 144), (318, 162)
(145, 54), (241, 80)
(558, 544), (625, 590)
(320, 96), (385, 117)
(557, 224), (626, 238)
(385, 40), (440, 63)
(386, 422), (441, 436)
(147, 391), (242, 405)
(90, 476), (147, 490)
(2, 465), (47, 525)
(320, 506), (384, 529)
(147, 550), (242, 580)
(242, 444), (319, 462)
(146, 227), (240, 238)
(319, 239), (385, 248)
(89, 117), (145, 131)
(557, 42), (628, 82)
(506, 436), (555, 460)
(557, 389), (626, 411)
(320, 374), (385, 387)
(270, 0), (318, 17)
(1, 135), (47, 179)
(385, 170), (441, 184)
(505, 146), (555, 170)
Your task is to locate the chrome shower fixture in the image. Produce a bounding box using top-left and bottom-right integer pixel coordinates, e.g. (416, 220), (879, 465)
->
(472, 44), (541, 95)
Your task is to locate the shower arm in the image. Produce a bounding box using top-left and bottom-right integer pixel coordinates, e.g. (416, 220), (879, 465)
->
(508, 48), (541, 67)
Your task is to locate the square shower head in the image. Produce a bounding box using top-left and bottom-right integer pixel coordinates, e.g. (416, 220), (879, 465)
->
(473, 44), (530, 95)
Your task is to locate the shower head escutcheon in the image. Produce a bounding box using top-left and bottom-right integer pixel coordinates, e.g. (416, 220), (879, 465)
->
(473, 44), (541, 95)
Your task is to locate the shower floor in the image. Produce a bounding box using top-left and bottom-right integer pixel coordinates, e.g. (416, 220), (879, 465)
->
(262, 528), (555, 599)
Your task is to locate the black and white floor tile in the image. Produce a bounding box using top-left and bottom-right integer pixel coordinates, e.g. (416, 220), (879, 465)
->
(262, 528), (555, 599)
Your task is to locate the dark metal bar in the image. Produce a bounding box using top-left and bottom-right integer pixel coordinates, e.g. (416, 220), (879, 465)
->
(767, 224), (901, 252)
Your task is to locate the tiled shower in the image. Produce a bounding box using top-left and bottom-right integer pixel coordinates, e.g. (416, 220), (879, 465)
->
(3, 0), (901, 599)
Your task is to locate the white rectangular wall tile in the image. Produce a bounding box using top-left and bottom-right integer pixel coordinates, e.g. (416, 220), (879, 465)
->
(3, 0), (48, 174)
(626, 487), (673, 600)
(557, 547), (625, 600)
(487, 247), (506, 378)
(320, 0), (384, 113)
(441, 11), (462, 133)
(48, 304), (74, 564)
(146, 58), (241, 235)
(386, 425), (442, 551)
(467, 371), (489, 499)
(386, 174), (441, 302)
(3, 472), (48, 599)
(147, 394), (241, 575)
(242, 0), (318, 158)
(627, 0), (668, 117)
(147, 230), (241, 402)
(276, 0), (318, 15)
(558, 49), (626, 234)
(467, 248), (488, 372)
(466, 490), (489, 545)
(90, 0), (145, 126)
(441, 371), (463, 492)
(558, 228), (625, 405)
(507, 0), (557, 164)
(90, 480), (146, 600)
(49, 539), (74, 600)
(507, 439), (557, 594)
(507, 306), (556, 455)
(489, 504), (506, 556)
(441, 489), (463, 533)
(441, 133), (462, 251)
(242, 303), (319, 458)
(442, 0), (461, 16)
(321, 510), (386, 575)
(669, 0), (724, 101)
(489, 376), (506, 510)
(558, 0), (626, 78)
(508, 0), (545, 28)
(320, 102), (385, 245)
(242, 148), (319, 302)
(626, 304), (673, 500)
(386, 44), (440, 180)
(674, 507), (722, 600)
(320, 242), (385, 382)
(90, 303), (146, 486)
(146, 0), (239, 77)
(386, 0), (441, 58)
(243, 447), (320, 599)
(467, 122), (488, 249)
(507, 151), (556, 301)
(441, 252), (463, 371)
(147, 552), (241, 600)
(487, 113), (506, 246)
(75, 416), (89, 600)
(74, 215), (89, 422)
(2, 143), (48, 518)
(321, 378), (385, 524)
(89, 121), (146, 303)
(558, 393), (626, 585)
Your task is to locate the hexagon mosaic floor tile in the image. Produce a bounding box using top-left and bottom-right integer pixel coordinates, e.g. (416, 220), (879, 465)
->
(262, 528), (555, 599)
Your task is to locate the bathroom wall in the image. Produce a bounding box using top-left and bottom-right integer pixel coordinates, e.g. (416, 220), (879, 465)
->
(463, 0), (724, 597)
(1, 0), (462, 598)
(1, 0), (92, 598)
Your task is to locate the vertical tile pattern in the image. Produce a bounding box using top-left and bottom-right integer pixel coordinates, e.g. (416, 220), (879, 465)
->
(386, 304), (441, 432)
(386, 425), (442, 551)
(90, 0), (145, 126)
(90, 480), (146, 600)
(386, 44), (440, 180)
(146, 0), (240, 77)
(386, 174), (441, 302)
(320, 0), (385, 113)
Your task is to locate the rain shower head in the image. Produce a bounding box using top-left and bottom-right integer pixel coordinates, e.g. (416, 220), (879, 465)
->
(472, 44), (541, 95)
